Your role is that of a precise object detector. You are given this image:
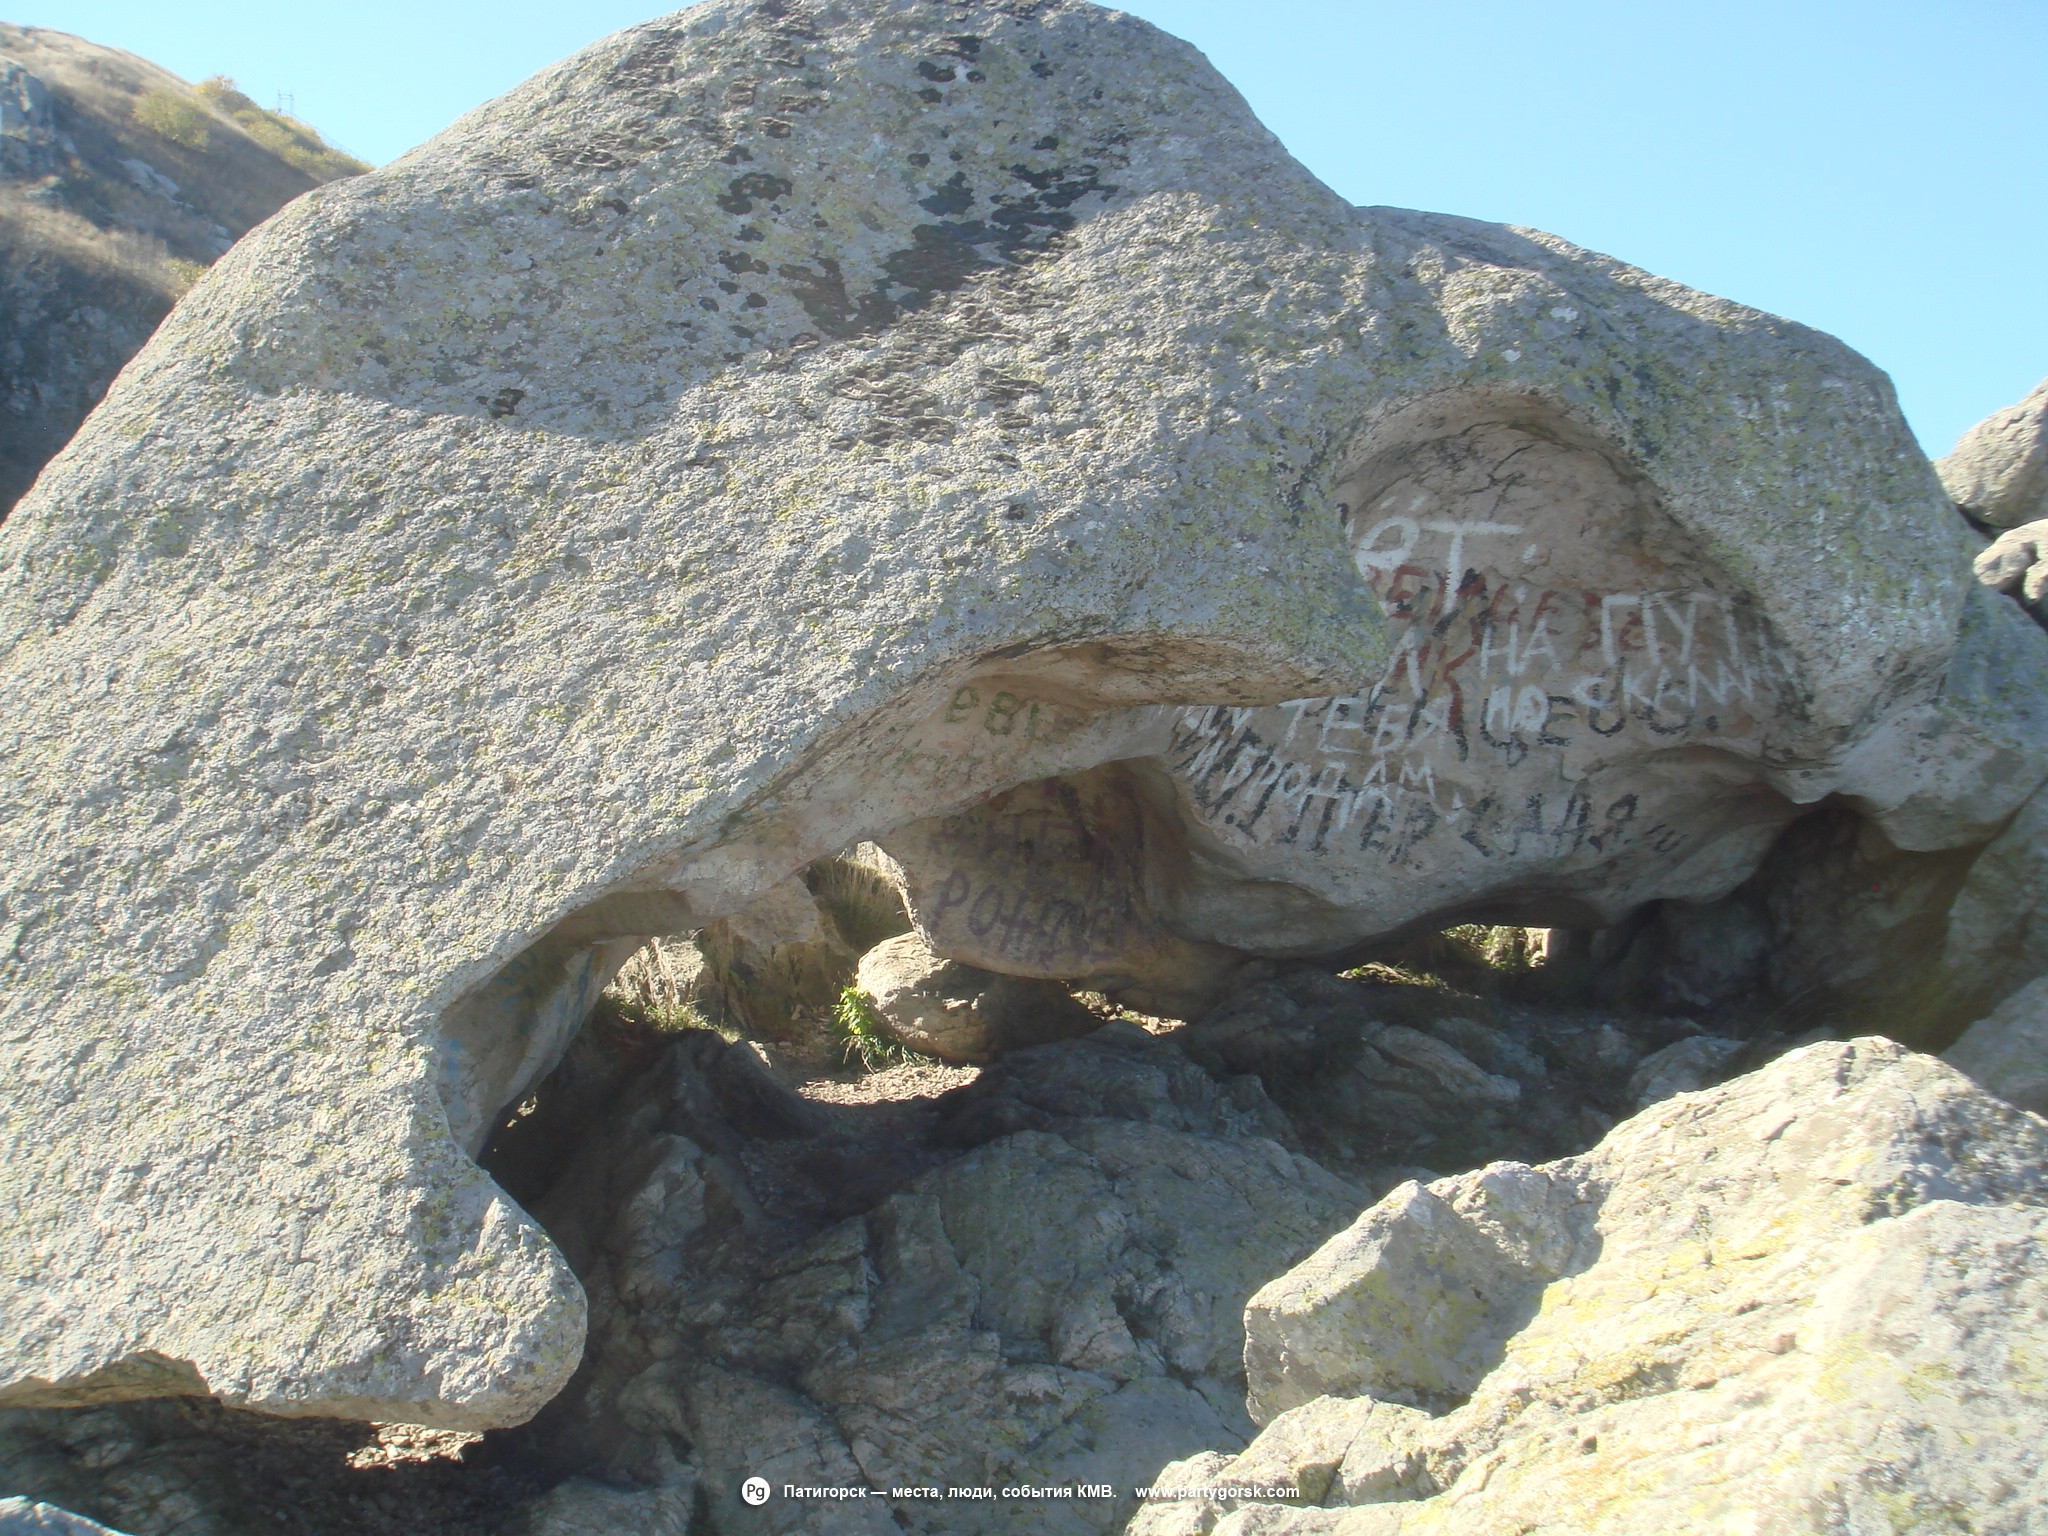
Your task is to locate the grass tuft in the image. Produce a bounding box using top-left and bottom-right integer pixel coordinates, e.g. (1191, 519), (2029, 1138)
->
(833, 985), (926, 1071)
(606, 992), (738, 1042)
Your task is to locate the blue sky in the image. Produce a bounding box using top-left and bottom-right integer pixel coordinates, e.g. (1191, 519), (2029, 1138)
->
(19, 0), (2046, 455)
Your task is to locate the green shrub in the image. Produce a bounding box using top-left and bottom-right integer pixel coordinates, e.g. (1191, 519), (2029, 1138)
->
(834, 985), (922, 1071)
(193, 76), (369, 180)
(132, 87), (210, 150)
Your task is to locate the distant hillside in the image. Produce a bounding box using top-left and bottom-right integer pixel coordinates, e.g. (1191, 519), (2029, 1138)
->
(0, 25), (368, 518)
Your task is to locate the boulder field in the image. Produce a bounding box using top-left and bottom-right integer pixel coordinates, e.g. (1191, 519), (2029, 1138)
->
(2, 0), (2047, 1529)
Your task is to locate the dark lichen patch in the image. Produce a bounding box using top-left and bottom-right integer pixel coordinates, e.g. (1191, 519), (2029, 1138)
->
(883, 223), (1000, 301)
(717, 170), (794, 214)
(778, 256), (901, 340)
(918, 171), (976, 217)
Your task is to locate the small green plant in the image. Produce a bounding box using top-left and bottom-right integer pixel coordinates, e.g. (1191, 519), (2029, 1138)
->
(132, 87), (211, 150)
(834, 985), (918, 1071)
(163, 256), (209, 293)
(1341, 959), (1450, 991)
(1441, 923), (1546, 972)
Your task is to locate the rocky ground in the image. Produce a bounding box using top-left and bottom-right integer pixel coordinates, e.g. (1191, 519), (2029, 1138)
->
(0, 930), (1823, 1536)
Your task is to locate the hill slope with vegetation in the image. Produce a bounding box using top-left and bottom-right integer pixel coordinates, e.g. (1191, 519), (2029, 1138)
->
(0, 24), (367, 517)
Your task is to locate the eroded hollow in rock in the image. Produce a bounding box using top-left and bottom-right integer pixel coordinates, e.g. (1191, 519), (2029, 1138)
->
(0, 784), (1997, 1534)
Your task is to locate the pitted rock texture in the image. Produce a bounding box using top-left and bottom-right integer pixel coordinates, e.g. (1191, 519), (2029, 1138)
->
(0, 0), (2033, 1428)
(1941, 378), (2048, 530)
(1129, 1040), (2048, 1535)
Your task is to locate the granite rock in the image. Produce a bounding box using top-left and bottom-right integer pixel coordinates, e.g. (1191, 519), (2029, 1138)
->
(0, 0), (2027, 1427)
(853, 930), (1097, 1063)
(1940, 378), (2048, 529)
(1944, 972), (2048, 1116)
(0, 1500), (129, 1536)
(1135, 1040), (2048, 1534)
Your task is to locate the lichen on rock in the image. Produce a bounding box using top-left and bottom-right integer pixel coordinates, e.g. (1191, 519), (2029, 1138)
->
(0, 0), (2037, 1443)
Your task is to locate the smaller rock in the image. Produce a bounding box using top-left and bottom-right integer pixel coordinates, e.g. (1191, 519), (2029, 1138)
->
(1129, 1399), (1429, 1535)
(1366, 1027), (1520, 1107)
(1126, 1452), (1232, 1536)
(1243, 1162), (1575, 1423)
(509, 1448), (696, 1536)
(1975, 517), (2048, 618)
(694, 872), (861, 1038)
(0, 59), (58, 178)
(0, 1499), (130, 1536)
(1419, 1015), (1546, 1082)
(1945, 973), (2048, 1115)
(1625, 1034), (1748, 1110)
(854, 932), (1097, 1063)
(1940, 378), (2048, 528)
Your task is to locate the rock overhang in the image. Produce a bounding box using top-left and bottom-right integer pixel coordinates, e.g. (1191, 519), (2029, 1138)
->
(0, 0), (2024, 1429)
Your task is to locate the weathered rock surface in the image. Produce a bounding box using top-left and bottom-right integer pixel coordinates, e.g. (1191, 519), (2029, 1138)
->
(1941, 779), (2048, 1018)
(854, 929), (1097, 1061)
(1179, 966), (1726, 1174)
(1, 0), (2032, 1428)
(1131, 1040), (2048, 1534)
(490, 1021), (1356, 1536)
(0, 26), (362, 520)
(0, 1499), (127, 1536)
(1623, 1032), (1746, 1108)
(1975, 516), (2048, 623)
(1945, 973), (2048, 1115)
(1940, 378), (2048, 529)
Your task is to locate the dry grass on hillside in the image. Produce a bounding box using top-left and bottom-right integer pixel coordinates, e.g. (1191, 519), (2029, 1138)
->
(193, 77), (368, 182)
(0, 185), (199, 299)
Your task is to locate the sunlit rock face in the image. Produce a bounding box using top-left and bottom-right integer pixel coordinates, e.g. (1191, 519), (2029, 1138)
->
(0, 0), (2027, 1429)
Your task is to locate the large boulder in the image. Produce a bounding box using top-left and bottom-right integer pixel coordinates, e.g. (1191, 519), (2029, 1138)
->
(1129, 1039), (2048, 1534)
(0, 0), (2031, 1428)
(1940, 378), (2048, 530)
